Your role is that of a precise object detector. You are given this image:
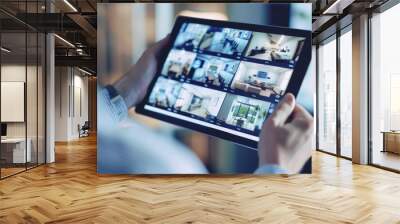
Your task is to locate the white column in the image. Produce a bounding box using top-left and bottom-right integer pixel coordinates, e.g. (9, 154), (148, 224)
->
(352, 14), (369, 164)
(155, 4), (174, 41)
(132, 4), (147, 62)
(46, 32), (55, 163)
(45, 1), (56, 163)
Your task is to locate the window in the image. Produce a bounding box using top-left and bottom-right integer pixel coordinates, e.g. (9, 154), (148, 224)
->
(0, 1), (46, 179)
(371, 3), (400, 171)
(339, 28), (352, 158)
(317, 37), (337, 154)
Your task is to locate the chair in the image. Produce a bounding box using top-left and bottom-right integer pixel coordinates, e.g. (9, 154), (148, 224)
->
(236, 119), (244, 128)
(79, 121), (90, 138)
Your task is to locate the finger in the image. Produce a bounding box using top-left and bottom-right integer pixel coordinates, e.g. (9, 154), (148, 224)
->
(138, 34), (170, 74)
(292, 104), (313, 121)
(290, 104), (314, 131)
(147, 34), (170, 57)
(268, 93), (295, 126)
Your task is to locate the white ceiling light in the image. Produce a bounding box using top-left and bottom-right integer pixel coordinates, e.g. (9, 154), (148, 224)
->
(76, 48), (84, 55)
(78, 67), (93, 76)
(54, 34), (75, 48)
(1, 47), (11, 53)
(63, 0), (78, 12)
(322, 0), (355, 15)
(323, 0), (341, 14)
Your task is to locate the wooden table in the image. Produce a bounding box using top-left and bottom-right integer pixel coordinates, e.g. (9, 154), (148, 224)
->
(381, 131), (400, 154)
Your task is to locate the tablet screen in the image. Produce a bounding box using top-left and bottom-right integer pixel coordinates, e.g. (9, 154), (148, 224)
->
(138, 17), (310, 147)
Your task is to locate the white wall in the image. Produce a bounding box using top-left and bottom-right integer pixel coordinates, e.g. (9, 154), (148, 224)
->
(55, 67), (69, 141)
(72, 73), (89, 138)
(1, 82), (25, 122)
(1, 65), (26, 128)
(1, 64), (46, 163)
(1, 65), (37, 138)
(55, 67), (89, 141)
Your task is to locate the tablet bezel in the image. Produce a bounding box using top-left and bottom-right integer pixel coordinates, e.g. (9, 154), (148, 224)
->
(136, 16), (312, 149)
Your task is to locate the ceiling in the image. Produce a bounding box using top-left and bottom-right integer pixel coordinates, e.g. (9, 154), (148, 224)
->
(311, 0), (390, 42)
(0, 0), (97, 73)
(0, 0), (394, 74)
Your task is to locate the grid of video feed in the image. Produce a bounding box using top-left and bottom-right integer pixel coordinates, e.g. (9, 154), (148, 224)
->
(147, 77), (272, 135)
(146, 22), (306, 137)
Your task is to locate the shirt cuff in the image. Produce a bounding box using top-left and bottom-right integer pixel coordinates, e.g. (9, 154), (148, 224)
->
(101, 85), (129, 123)
(254, 165), (288, 174)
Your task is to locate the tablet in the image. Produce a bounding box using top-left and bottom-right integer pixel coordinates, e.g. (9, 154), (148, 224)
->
(136, 16), (311, 149)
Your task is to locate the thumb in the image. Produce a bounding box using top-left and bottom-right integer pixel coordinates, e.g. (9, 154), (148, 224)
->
(147, 34), (170, 58)
(268, 93), (295, 126)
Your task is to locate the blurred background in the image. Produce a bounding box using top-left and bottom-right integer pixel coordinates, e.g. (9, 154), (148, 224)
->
(98, 3), (313, 173)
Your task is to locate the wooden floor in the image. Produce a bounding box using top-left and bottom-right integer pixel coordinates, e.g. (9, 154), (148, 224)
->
(1, 163), (44, 178)
(1, 167), (26, 178)
(1, 135), (400, 223)
(372, 150), (400, 171)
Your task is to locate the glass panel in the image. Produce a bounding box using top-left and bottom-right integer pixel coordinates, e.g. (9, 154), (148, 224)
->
(1, 30), (27, 177)
(27, 30), (38, 169)
(38, 32), (45, 165)
(371, 4), (400, 171)
(317, 37), (337, 154)
(339, 29), (352, 158)
(0, 1), (46, 178)
(26, 0), (39, 169)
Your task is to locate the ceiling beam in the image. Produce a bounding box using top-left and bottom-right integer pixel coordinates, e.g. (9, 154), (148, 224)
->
(55, 55), (96, 73)
(322, 0), (356, 14)
(11, 13), (83, 32)
(67, 13), (97, 45)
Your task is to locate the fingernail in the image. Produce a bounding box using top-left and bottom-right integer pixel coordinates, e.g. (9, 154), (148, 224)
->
(285, 93), (294, 104)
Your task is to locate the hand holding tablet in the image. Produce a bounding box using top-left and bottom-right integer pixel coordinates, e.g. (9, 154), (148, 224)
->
(114, 36), (170, 109)
(136, 16), (312, 149)
(258, 93), (313, 174)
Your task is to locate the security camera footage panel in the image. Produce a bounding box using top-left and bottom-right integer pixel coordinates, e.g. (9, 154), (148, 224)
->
(137, 17), (311, 148)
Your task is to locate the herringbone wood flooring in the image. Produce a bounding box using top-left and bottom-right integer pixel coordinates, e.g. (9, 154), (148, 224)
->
(1, 135), (400, 223)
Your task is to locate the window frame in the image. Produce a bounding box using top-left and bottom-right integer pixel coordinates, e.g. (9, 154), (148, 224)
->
(315, 24), (353, 160)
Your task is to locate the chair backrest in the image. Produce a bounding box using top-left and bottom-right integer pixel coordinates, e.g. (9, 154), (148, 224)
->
(82, 121), (90, 129)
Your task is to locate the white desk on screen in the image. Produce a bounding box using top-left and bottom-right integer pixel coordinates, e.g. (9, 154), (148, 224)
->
(1, 138), (31, 163)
